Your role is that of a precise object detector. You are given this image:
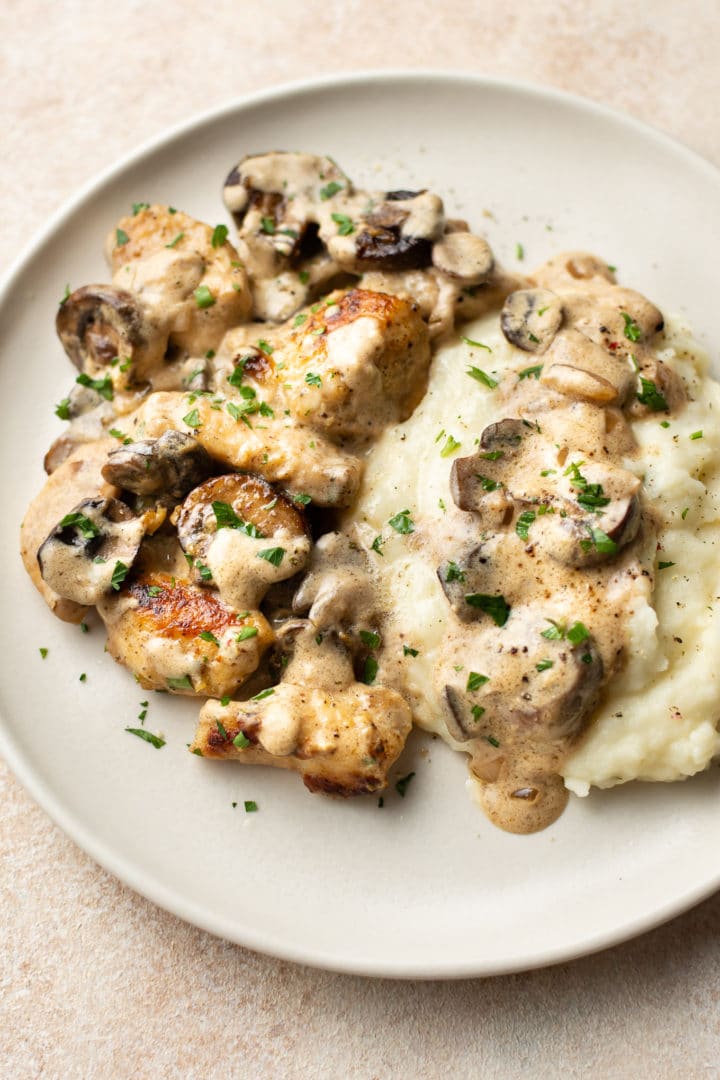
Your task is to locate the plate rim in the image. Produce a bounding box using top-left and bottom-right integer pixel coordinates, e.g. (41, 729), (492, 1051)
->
(2, 69), (720, 979)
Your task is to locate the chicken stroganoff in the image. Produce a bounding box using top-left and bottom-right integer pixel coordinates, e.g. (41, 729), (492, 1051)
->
(21, 152), (720, 832)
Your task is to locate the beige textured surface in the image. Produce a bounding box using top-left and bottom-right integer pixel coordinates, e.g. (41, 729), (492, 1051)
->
(3, 2), (720, 1077)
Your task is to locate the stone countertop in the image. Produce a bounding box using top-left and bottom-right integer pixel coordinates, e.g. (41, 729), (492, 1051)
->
(2, 2), (720, 1077)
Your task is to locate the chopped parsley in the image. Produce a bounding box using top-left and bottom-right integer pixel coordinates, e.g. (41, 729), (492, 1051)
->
(371, 534), (385, 556)
(320, 181), (343, 200)
(362, 656), (379, 685)
(110, 561), (129, 591)
(194, 285), (215, 309)
(257, 547), (285, 567)
(485, 734), (500, 748)
(690, 430), (703, 440)
(536, 659), (554, 672)
(567, 621), (590, 645)
(388, 509), (414, 534)
(478, 450), (504, 461)
(359, 630), (381, 649)
(440, 435), (462, 457)
(39, 647), (48, 659)
(395, 772), (415, 798)
(298, 270), (310, 284)
(211, 224), (229, 248)
(445, 561), (466, 583)
(244, 800), (258, 812)
(236, 626), (258, 642)
(182, 407), (201, 428)
(260, 216), (276, 235)
(233, 731), (251, 748)
(251, 688), (275, 701)
(466, 366), (498, 389)
(212, 500), (262, 536)
(167, 674), (193, 691)
(165, 232), (184, 248)
(465, 593), (511, 626)
(518, 364), (543, 380)
(55, 397), (71, 420)
(132, 202), (150, 215)
(515, 510), (536, 541)
(564, 462), (611, 512)
(76, 372), (114, 401)
(198, 630), (220, 647)
(293, 313), (307, 327)
(403, 645), (419, 657)
(637, 377), (668, 412)
(115, 228), (130, 247)
(59, 511), (100, 539)
(305, 372), (322, 387)
(515, 242), (524, 260)
(621, 311), (641, 342)
(125, 728), (165, 748)
(216, 720), (228, 740)
(293, 492), (312, 506)
(257, 339), (274, 355)
(462, 337), (492, 352)
(580, 527), (618, 555)
(658, 561), (675, 570)
(80, 622), (89, 633)
(331, 212), (354, 235)
(466, 671), (489, 692)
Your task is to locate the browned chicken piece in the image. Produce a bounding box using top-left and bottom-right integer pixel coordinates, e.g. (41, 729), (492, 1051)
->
(108, 205), (252, 360)
(20, 439), (118, 622)
(191, 621), (412, 795)
(276, 288), (431, 441)
(97, 532), (274, 697)
(121, 391), (363, 506)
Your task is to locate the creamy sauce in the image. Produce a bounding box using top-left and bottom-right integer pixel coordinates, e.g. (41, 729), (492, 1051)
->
(23, 151), (720, 832)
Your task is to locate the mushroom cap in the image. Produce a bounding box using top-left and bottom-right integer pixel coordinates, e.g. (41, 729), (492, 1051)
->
(500, 288), (564, 353)
(432, 231), (494, 283)
(56, 285), (156, 383)
(102, 430), (213, 501)
(37, 496), (145, 606)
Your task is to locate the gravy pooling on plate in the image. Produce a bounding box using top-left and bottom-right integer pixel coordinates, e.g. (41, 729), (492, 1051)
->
(20, 152), (720, 833)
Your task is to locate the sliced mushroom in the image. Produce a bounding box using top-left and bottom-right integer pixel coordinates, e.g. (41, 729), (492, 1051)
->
(450, 419), (529, 518)
(292, 531), (375, 630)
(37, 497), (144, 605)
(500, 288), (563, 353)
(437, 537), (511, 624)
(540, 328), (634, 404)
(328, 190), (443, 273)
(56, 285), (163, 385)
(442, 608), (604, 744)
(175, 473), (311, 606)
(532, 460), (642, 568)
(431, 231), (494, 284)
(190, 620), (412, 796)
(102, 430), (213, 501)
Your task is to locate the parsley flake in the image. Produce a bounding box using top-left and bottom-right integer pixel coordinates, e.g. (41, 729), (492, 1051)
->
(211, 224), (229, 248)
(194, 285), (215, 309)
(388, 509), (414, 534)
(125, 728), (165, 748)
(466, 366), (498, 389)
(465, 593), (511, 626)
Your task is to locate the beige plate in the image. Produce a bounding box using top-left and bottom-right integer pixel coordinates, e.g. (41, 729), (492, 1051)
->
(2, 72), (720, 977)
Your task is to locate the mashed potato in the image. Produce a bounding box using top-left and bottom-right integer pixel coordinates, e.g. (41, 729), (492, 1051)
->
(353, 310), (720, 799)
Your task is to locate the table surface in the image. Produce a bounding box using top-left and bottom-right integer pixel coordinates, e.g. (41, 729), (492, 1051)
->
(3, 2), (720, 1077)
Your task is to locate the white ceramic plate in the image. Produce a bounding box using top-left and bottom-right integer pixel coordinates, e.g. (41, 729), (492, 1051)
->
(3, 72), (720, 979)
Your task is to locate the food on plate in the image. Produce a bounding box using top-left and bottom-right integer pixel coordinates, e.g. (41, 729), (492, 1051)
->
(21, 152), (720, 831)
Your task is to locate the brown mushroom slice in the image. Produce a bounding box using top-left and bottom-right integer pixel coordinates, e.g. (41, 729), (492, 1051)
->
(292, 531), (375, 631)
(175, 473), (311, 606)
(98, 567), (273, 697)
(37, 497), (145, 606)
(432, 231), (494, 284)
(56, 285), (163, 386)
(540, 328), (634, 404)
(190, 622), (412, 796)
(500, 288), (563, 353)
(627, 357), (687, 418)
(437, 536), (511, 624)
(450, 418), (537, 519)
(102, 431), (213, 501)
(328, 190), (443, 274)
(443, 611), (604, 744)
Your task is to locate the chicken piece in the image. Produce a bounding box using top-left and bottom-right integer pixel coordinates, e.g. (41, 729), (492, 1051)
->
(122, 391), (362, 507)
(191, 621), (412, 795)
(108, 204), (252, 360)
(276, 288), (431, 441)
(97, 537), (273, 697)
(20, 439), (118, 622)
